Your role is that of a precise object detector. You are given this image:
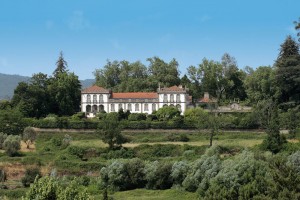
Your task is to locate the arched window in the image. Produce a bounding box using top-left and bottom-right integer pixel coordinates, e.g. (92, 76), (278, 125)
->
(93, 95), (97, 103)
(87, 95), (91, 103)
(170, 94), (174, 102)
(119, 103), (123, 111)
(170, 104), (175, 107)
(99, 105), (104, 112)
(163, 104), (168, 107)
(92, 105), (98, 113)
(163, 94), (168, 102)
(144, 103), (148, 111)
(86, 105), (91, 113)
(152, 103), (156, 112)
(99, 94), (103, 102)
(176, 104), (181, 112)
(135, 103), (139, 111)
(128, 103), (132, 111)
(176, 94), (180, 102)
(111, 104), (115, 112)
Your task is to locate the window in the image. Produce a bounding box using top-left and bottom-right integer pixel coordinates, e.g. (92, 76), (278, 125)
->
(99, 105), (104, 112)
(99, 94), (103, 102)
(86, 105), (91, 112)
(163, 104), (168, 107)
(92, 105), (98, 112)
(144, 103), (148, 111)
(135, 103), (139, 111)
(170, 94), (174, 102)
(128, 103), (132, 111)
(93, 95), (97, 103)
(119, 103), (123, 111)
(152, 103), (156, 112)
(163, 94), (168, 102)
(111, 104), (115, 112)
(176, 94), (180, 102)
(87, 95), (91, 103)
(176, 104), (181, 112)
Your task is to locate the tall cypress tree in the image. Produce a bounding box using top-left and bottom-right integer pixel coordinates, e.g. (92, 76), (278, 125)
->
(275, 36), (300, 107)
(53, 51), (68, 78)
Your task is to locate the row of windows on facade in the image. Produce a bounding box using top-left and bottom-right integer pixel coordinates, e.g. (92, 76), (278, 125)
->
(86, 94), (181, 103)
(86, 103), (181, 113)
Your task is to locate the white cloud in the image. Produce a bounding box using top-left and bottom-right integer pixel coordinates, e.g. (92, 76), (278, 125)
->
(67, 11), (90, 30)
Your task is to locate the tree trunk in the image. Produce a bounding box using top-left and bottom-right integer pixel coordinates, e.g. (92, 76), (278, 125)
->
(209, 130), (214, 146)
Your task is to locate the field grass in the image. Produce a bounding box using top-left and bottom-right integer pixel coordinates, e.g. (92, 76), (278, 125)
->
(112, 189), (198, 200)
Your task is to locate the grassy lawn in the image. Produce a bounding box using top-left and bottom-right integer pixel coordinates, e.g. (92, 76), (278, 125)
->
(112, 189), (198, 200)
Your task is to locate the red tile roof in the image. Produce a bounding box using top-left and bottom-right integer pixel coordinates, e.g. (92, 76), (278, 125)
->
(112, 92), (158, 99)
(159, 85), (186, 92)
(81, 85), (110, 93)
(199, 97), (217, 103)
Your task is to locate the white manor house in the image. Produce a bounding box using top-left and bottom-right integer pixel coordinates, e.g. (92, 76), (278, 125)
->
(81, 85), (191, 117)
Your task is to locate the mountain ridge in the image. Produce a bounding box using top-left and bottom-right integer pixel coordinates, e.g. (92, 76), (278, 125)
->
(0, 73), (95, 100)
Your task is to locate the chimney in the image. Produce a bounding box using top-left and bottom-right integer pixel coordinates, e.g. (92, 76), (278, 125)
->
(204, 92), (209, 99)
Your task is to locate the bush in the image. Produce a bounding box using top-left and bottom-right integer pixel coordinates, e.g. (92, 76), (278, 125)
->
(128, 113), (147, 121)
(3, 135), (21, 156)
(22, 126), (37, 149)
(21, 168), (42, 187)
(0, 132), (7, 149)
(144, 161), (173, 189)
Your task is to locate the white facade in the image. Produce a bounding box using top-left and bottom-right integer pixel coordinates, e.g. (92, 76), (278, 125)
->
(81, 85), (190, 117)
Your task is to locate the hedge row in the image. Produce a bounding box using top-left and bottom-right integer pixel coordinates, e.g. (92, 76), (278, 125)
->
(23, 114), (261, 130)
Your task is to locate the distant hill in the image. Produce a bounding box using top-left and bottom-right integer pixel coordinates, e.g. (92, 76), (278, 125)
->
(0, 73), (30, 100)
(0, 73), (95, 100)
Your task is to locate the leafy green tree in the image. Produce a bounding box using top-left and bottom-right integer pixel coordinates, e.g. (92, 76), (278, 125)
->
(3, 135), (21, 156)
(48, 72), (81, 116)
(0, 108), (25, 135)
(260, 101), (286, 154)
(144, 161), (173, 189)
(97, 118), (125, 149)
(275, 36), (300, 108)
(184, 107), (209, 129)
(147, 57), (180, 89)
(24, 176), (92, 200)
(155, 106), (180, 121)
(94, 60), (121, 89)
(244, 66), (276, 104)
(22, 127), (37, 149)
(171, 161), (190, 186)
(221, 53), (247, 100)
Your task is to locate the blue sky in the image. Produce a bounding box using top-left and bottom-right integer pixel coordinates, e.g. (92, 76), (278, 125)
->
(0, 0), (299, 80)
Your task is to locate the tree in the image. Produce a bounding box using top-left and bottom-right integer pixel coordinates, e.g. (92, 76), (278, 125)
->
(275, 36), (300, 107)
(221, 53), (247, 100)
(3, 135), (21, 156)
(147, 57), (180, 89)
(260, 101), (286, 154)
(244, 66), (277, 104)
(98, 117), (125, 149)
(0, 132), (7, 149)
(53, 51), (68, 77)
(295, 17), (300, 42)
(23, 127), (37, 149)
(21, 168), (41, 187)
(155, 106), (180, 121)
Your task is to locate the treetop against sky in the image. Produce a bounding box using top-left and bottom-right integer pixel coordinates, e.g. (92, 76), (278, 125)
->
(0, 0), (299, 79)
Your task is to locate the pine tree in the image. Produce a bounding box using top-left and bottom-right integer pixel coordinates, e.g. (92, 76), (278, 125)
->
(275, 36), (300, 107)
(53, 51), (68, 78)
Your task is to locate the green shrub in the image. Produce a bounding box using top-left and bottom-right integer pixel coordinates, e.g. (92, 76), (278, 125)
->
(3, 135), (21, 156)
(0, 132), (7, 149)
(128, 113), (147, 121)
(144, 161), (173, 189)
(21, 168), (42, 187)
